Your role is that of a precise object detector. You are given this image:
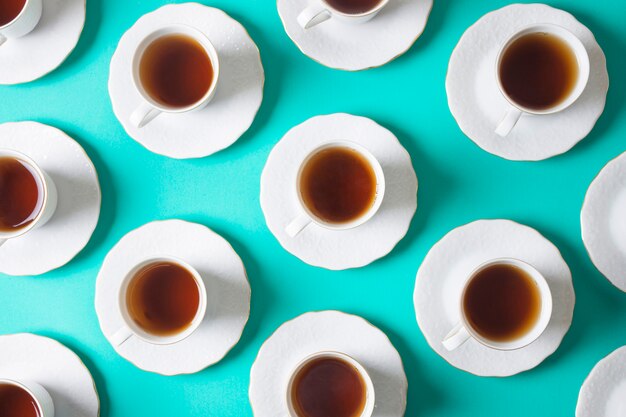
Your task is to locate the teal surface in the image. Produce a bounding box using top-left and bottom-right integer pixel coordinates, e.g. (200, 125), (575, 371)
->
(1, 0), (625, 416)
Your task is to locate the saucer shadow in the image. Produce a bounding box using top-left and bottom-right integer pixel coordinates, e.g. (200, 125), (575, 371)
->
(42, 123), (116, 267)
(367, 318), (444, 416)
(516, 219), (626, 369)
(37, 331), (109, 417)
(367, 117), (456, 260)
(46, 0), (103, 80)
(392, 0), (446, 63)
(205, 9), (285, 156)
(178, 215), (272, 369)
(552, 9), (626, 156)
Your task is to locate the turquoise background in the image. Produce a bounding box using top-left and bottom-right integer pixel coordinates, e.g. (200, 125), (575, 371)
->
(1, 0), (625, 415)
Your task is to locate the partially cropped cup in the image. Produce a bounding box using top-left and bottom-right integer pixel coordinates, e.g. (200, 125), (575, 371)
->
(285, 141), (385, 238)
(494, 23), (590, 137)
(0, 0), (43, 46)
(297, 0), (389, 30)
(111, 256), (207, 346)
(0, 149), (58, 247)
(286, 351), (375, 417)
(0, 378), (55, 417)
(129, 24), (220, 128)
(442, 258), (552, 351)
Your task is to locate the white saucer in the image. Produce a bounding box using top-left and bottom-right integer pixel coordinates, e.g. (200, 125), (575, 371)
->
(0, 122), (101, 276)
(277, 0), (432, 71)
(414, 219), (575, 377)
(250, 310), (407, 417)
(0, 333), (99, 416)
(95, 219), (250, 375)
(109, 3), (264, 159)
(260, 113), (418, 270)
(576, 346), (626, 417)
(446, 4), (609, 161)
(0, 0), (85, 85)
(581, 151), (626, 292)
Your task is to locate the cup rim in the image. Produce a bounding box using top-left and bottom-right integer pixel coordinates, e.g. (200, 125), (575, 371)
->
(285, 351), (375, 417)
(0, 149), (49, 240)
(294, 141), (386, 231)
(130, 24), (221, 114)
(320, 0), (389, 17)
(117, 256), (208, 345)
(0, 379), (45, 414)
(0, 0), (32, 30)
(459, 257), (553, 351)
(495, 23), (591, 115)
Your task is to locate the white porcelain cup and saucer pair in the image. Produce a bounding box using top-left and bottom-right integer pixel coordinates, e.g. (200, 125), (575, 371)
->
(0, 0), (85, 85)
(278, 0), (433, 71)
(109, 4), (264, 159)
(446, 4), (609, 161)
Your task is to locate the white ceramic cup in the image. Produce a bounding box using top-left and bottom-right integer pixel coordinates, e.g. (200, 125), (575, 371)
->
(0, 379), (55, 417)
(442, 258), (553, 351)
(111, 256), (208, 346)
(495, 23), (590, 137)
(285, 141), (385, 238)
(129, 24), (220, 129)
(297, 0), (389, 30)
(0, 0), (43, 46)
(286, 351), (375, 417)
(0, 149), (58, 247)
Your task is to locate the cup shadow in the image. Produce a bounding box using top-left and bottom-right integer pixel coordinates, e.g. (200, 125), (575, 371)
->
(367, 318), (444, 416)
(179, 215), (272, 369)
(366, 117), (456, 261)
(37, 331), (110, 417)
(47, 0), (104, 79)
(517, 219), (626, 369)
(553, 9), (626, 157)
(42, 123), (116, 266)
(207, 9), (285, 156)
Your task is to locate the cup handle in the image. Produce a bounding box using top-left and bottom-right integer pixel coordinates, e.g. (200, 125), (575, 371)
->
(0, 34), (6, 46)
(495, 108), (523, 137)
(442, 322), (471, 351)
(111, 326), (133, 346)
(130, 101), (162, 128)
(285, 214), (312, 237)
(297, 4), (332, 29)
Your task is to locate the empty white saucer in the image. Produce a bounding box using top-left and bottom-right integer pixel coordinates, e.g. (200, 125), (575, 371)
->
(249, 310), (407, 417)
(581, 151), (626, 292)
(414, 219), (575, 376)
(277, 0), (432, 71)
(0, 333), (99, 416)
(109, 3), (264, 159)
(577, 346), (626, 417)
(0, 0), (85, 85)
(446, 4), (608, 161)
(95, 219), (250, 375)
(260, 113), (418, 270)
(0, 122), (101, 276)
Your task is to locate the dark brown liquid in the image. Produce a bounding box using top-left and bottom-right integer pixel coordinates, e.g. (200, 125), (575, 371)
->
(0, 0), (26, 27)
(127, 261), (200, 336)
(0, 157), (44, 233)
(300, 147), (377, 224)
(499, 32), (579, 110)
(292, 357), (366, 417)
(463, 264), (542, 342)
(0, 383), (41, 417)
(325, 0), (383, 14)
(139, 34), (214, 108)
